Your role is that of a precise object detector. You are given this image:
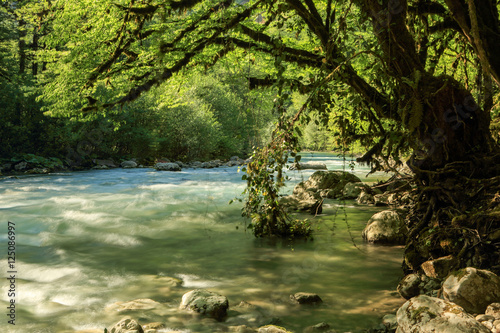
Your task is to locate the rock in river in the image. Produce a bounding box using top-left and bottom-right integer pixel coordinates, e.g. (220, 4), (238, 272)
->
(290, 292), (323, 305)
(108, 317), (144, 333)
(362, 210), (407, 244)
(121, 160), (138, 168)
(154, 162), (181, 171)
(279, 171), (361, 213)
(180, 289), (229, 321)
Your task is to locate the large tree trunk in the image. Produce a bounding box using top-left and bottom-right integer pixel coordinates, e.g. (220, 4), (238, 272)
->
(408, 74), (493, 172)
(362, 0), (499, 273)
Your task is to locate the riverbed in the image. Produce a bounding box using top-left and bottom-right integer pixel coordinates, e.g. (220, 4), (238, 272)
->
(0, 154), (404, 332)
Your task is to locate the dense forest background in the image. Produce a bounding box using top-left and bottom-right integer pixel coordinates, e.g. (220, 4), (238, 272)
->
(0, 0), (339, 166)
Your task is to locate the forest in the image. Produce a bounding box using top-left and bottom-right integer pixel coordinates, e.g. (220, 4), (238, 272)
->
(1, 0), (500, 332)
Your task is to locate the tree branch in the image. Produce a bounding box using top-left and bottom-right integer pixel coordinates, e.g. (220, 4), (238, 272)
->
(286, 0), (329, 46)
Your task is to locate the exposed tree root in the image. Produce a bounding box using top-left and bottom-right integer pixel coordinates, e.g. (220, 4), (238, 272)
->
(403, 153), (500, 275)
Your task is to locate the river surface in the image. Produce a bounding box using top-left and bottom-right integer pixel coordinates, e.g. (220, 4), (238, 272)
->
(0, 153), (404, 333)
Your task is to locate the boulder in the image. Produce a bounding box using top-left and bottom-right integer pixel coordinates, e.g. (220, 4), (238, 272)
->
(374, 193), (390, 206)
(280, 171), (360, 213)
(357, 190), (375, 205)
(289, 161), (328, 170)
(396, 295), (490, 333)
(201, 161), (216, 169)
(121, 160), (138, 168)
(190, 161), (203, 168)
(108, 317), (144, 333)
(301, 171), (361, 198)
(342, 182), (370, 199)
(226, 160), (241, 167)
(397, 274), (421, 300)
(228, 156), (245, 166)
(154, 162), (181, 171)
(290, 292), (323, 305)
(421, 255), (456, 279)
(362, 210), (406, 244)
(442, 267), (500, 314)
(397, 274), (441, 299)
(179, 289), (229, 321)
(279, 180), (323, 214)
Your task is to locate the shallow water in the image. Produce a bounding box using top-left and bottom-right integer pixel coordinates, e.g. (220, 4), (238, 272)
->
(0, 154), (404, 333)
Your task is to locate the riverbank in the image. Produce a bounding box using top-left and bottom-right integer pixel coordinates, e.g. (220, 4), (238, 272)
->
(0, 154), (250, 177)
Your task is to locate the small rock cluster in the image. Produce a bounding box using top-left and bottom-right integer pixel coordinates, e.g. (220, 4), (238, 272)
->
(104, 289), (331, 333)
(279, 170), (362, 214)
(153, 156), (248, 171)
(391, 267), (500, 333)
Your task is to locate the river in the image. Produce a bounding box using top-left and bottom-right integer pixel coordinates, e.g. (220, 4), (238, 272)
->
(0, 153), (404, 332)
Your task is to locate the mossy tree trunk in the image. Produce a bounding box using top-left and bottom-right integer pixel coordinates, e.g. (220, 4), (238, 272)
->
(358, 0), (499, 273)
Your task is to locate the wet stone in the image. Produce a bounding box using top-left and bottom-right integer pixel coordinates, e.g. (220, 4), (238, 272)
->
(290, 292), (323, 305)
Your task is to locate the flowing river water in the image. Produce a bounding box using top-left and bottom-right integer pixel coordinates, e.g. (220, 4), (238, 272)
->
(1, 153), (405, 333)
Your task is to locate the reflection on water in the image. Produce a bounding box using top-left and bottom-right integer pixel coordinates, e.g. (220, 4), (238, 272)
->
(0, 155), (403, 333)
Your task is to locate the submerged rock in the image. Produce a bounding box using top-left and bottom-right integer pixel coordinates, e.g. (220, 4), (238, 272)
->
(442, 267), (500, 314)
(106, 298), (161, 313)
(362, 210), (406, 244)
(304, 322), (331, 332)
(396, 295), (489, 333)
(180, 289), (229, 321)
